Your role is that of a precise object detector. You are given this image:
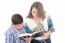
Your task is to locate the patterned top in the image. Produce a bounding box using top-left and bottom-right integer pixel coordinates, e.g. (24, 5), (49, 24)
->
(25, 16), (55, 40)
(33, 23), (45, 32)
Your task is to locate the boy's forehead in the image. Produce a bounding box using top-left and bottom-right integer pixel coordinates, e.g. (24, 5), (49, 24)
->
(15, 23), (23, 26)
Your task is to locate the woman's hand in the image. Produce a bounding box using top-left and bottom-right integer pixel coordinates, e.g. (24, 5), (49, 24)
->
(44, 31), (51, 36)
(43, 31), (52, 39)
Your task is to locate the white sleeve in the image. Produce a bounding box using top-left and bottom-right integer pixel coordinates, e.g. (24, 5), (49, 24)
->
(24, 18), (37, 31)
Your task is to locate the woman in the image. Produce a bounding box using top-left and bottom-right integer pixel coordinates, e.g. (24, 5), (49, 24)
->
(25, 2), (55, 43)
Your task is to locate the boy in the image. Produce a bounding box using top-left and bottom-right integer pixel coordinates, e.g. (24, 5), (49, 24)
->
(5, 14), (31, 43)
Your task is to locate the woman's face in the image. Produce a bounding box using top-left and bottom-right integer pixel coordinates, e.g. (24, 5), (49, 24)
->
(31, 7), (38, 18)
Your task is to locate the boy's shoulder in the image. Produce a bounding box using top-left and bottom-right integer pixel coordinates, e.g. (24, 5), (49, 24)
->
(5, 26), (15, 35)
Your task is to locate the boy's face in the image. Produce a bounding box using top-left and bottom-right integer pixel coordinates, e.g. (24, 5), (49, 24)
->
(15, 23), (24, 30)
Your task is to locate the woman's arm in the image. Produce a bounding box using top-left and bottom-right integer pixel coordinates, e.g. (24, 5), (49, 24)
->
(43, 16), (55, 39)
(47, 16), (55, 32)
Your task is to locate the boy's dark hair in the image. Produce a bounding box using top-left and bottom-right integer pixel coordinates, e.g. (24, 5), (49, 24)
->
(11, 14), (23, 25)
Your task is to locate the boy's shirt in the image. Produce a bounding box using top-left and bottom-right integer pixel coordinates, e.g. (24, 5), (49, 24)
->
(5, 25), (27, 43)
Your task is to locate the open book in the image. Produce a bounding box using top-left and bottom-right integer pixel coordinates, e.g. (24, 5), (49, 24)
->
(19, 30), (45, 39)
(19, 23), (49, 40)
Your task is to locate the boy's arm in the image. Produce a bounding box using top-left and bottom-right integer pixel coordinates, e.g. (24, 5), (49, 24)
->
(5, 31), (14, 43)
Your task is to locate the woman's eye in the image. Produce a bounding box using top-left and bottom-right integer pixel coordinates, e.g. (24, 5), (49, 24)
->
(32, 11), (35, 14)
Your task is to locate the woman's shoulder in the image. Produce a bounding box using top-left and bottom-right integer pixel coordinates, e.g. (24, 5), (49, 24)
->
(43, 14), (51, 21)
(45, 14), (50, 19)
(25, 18), (34, 24)
(26, 18), (33, 21)
(24, 18), (37, 30)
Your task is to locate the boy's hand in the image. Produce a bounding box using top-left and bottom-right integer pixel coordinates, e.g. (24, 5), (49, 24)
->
(23, 36), (32, 42)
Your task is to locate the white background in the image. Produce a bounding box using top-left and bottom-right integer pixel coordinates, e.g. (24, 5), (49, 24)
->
(0, 0), (65, 43)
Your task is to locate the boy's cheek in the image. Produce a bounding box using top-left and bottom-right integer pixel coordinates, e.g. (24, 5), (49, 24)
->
(18, 25), (24, 29)
(16, 24), (24, 29)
